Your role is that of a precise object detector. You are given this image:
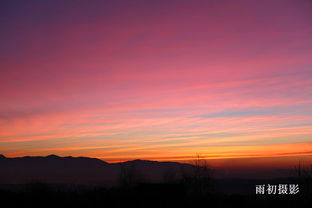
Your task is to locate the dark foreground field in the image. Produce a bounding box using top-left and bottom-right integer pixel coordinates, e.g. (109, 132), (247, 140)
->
(1, 180), (311, 208)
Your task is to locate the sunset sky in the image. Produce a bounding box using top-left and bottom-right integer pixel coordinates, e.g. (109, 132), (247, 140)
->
(1, 0), (312, 165)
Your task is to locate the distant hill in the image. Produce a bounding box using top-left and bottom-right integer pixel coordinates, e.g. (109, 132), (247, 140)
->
(0, 155), (193, 185)
(0, 154), (294, 186)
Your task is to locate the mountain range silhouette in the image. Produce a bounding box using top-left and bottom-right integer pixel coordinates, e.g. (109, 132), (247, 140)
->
(0, 154), (194, 185)
(0, 154), (295, 186)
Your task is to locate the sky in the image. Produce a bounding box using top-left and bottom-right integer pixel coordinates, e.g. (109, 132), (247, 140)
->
(1, 0), (312, 166)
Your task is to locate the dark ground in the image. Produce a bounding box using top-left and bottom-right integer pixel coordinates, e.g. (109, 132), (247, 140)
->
(0, 178), (310, 208)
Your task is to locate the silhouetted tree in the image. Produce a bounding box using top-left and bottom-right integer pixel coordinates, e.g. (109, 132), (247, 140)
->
(119, 163), (144, 187)
(181, 154), (213, 196)
(294, 161), (312, 197)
